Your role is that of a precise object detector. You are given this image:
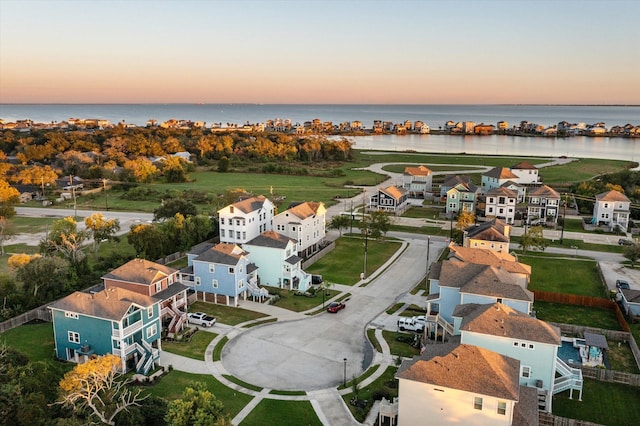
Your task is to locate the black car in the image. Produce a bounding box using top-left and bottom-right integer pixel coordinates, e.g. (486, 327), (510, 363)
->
(616, 280), (630, 290)
(618, 239), (634, 246)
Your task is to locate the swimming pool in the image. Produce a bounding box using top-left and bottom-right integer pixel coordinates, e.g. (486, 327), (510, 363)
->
(558, 341), (582, 365)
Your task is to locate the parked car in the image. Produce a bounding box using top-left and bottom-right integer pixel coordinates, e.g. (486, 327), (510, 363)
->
(311, 274), (324, 285)
(327, 302), (345, 313)
(616, 280), (630, 290)
(187, 312), (216, 327)
(397, 317), (424, 333)
(618, 239), (634, 246)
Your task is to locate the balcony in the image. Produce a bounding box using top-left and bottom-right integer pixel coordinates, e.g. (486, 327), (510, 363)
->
(112, 319), (144, 338)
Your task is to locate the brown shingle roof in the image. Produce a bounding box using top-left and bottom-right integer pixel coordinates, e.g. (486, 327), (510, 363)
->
(285, 201), (323, 220)
(438, 261), (532, 301)
(513, 385), (539, 426)
(443, 175), (472, 188)
(529, 185), (560, 199)
(595, 190), (630, 203)
(404, 165), (432, 176)
(458, 303), (560, 344)
(484, 167), (518, 180)
(448, 246), (531, 275)
(465, 219), (510, 242)
(511, 161), (538, 170)
(396, 343), (520, 401)
(233, 195), (270, 213)
(486, 187), (517, 197)
(381, 185), (405, 201)
(245, 231), (295, 248)
(102, 259), (177, 286)
(49, 287), (158, 321)
(195, 243), (247, 265)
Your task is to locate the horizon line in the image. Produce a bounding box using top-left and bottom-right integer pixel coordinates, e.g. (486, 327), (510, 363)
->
(2, 102), (639, 107)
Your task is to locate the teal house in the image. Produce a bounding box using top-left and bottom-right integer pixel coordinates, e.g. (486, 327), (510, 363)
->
(49, 287), (161, 375)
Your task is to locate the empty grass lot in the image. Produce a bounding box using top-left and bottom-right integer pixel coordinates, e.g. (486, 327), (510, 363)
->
(239, 399), (322, 426)
(268, 288), (340, 312)
(0, 322), (55, 361)
(161, 330), (217, 361)
(520, 254), (607, 298)
(189, 301), (268, 325)
(534, 302), (622, 330)
(552, 378), (640, 425)
(143, 370), (252, 418)
(306, 237), (402, 285)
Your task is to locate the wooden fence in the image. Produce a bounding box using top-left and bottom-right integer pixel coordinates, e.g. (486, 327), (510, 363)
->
(581, 366), (640, 386)
(539, 412), (603, 426)
(302, 241), (336, 269)
(0, 305), (51, 334)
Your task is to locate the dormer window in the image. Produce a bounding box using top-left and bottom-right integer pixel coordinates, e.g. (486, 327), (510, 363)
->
(230, 206), (234, 213)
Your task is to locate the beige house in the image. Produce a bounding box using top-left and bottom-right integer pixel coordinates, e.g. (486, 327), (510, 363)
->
(463, 218), (511, 253)
(273, 201), (326, 258)
(402, 165), (433, 198)
(593, 190), (631, 231)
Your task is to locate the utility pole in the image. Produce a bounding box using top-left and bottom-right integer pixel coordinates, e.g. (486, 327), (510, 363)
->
(426, 235), (431, 289)
(102, 179), (109, 211)
(560, 193), (568, 244)
(69, 175), (77, 219)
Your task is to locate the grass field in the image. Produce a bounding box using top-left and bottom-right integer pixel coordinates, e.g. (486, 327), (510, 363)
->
(552, 378), (640, 425)
(239, 399), (322, 426)
(0, 322), (55, 361)
(381, 330), (421, 358)
(520, 255), (607, 297)
(161, 330), (217, 361)
(534, 302), (622, 330)
(189, 301), (268, 325)
(382, 164), (486, 173)
(268, 288), (340, 312)
(305, 237), (402, 285)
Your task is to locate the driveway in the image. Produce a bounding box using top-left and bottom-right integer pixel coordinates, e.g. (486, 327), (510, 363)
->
(221, 237), (446, 390)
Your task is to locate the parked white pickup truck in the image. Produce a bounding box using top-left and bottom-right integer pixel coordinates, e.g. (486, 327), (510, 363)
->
(397, 316), (424, 333)
(187, 312), (216, 327)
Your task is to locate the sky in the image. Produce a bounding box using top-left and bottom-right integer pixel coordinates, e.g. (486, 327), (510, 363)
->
(1, 0), (639, 105)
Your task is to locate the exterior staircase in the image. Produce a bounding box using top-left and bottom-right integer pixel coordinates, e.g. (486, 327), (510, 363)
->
(130, 340), (160, 376)
(426, 313), (454, 337)
(247, 278), (269, 300)
(554, 357), (583, 399)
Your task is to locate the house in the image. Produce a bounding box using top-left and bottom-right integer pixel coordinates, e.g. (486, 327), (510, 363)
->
(485, 187), (517, 224)
(481, 167), (519, 192)
(218, 195), (275, 244)
(440, 175), (473, 198)
(102, 258), (188, 335)
(402, 165), (433, 198)
(243, 231), (312, 292)
(510, 161), (540, 184)
(426, 260), (533, 327)
(182, 242), (265, 306)
(55, 175), (84, 190)
(368, 186), (409, 215)
(447, 246), (531, 286)
(49, 287), (161, 375)
(445, 181), (479, 216)
(501, 181), (527, 204)
(273, 201), (327, 258)
(619, 288), (640, 316)
(463, 218), (511, 252)
(593, 190), (631, 231)
(474, 123), (495, 135)
(527, 185), (561, 225)
(396, 343), (537, 426)
(454, 303), (581, 411)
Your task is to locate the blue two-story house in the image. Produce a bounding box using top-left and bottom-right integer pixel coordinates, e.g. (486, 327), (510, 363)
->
(182, 242), (264, 306)
(49, 287), (161, 375)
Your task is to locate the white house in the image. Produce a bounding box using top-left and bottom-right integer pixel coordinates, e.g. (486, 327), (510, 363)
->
(218, 195), (274, 244)
(463, 218), (511, 253)
(243, 231), (312, 292)
(273, 201), (326, 258)
(619, 288), (640, 316)
(402, 165), (433, 198)
(481, 167), (519, 193)
(593, 190), (631, 231)
(396, 343), (538, 426)
(510, 161), (540, 184)
(485, 187), (517, 224)
(454, 303), (581, 412)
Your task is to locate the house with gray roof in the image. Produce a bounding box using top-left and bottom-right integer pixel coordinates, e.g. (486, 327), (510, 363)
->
(463, 218), (511, 252)
(485, 187), (517, 224)
(396, 343), (536, 425)
(481, 167), (519, 192)
(273, 201), (327, 258)
(218, 195), (275, 244)
(49, 287), (161, 375)
(243, 231), (311, 291)
(526, 185), (561, 225)
(619, 288), (640, 316)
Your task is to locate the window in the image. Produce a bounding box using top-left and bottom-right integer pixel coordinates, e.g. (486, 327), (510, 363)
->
(497, 298), (503, 304)
(155, 282), (162, 292)
(146, 323), (157, 339)
(221, 229), (225, 237)
(147, 307), (153, 318)
(209, 264), (215, 273)
(521, 366), (532, 378)
(195, 277), (201, 286)
(513, 341), (519, 347)
(68, 331), (80, 343)
(239, 265), (243, 272)
(238, 279), (244, 289)
(529, 343), (535, 349)
(221, 218), (225, 225)
(212, 279), (218, 288)
(65, 311), (79, 319)
(230, 206), (234, 213)
(229, 267), (235, 274)
(473, 397), (483, 410)
(497, 401), (507, 415)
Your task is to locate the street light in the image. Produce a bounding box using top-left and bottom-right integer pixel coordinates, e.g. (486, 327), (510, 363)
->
(343, 358), (347, 387)
(426, 235), (431, 288)
(363, 227), (368, 280)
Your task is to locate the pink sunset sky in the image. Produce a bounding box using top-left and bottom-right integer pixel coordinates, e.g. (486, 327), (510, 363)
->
(1, 0), (639, 105)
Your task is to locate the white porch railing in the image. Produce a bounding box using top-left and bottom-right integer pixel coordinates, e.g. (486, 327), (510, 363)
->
(554, 357), (583, 398)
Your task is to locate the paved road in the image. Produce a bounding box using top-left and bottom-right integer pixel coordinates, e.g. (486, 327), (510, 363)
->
(221, 237), (447, 390)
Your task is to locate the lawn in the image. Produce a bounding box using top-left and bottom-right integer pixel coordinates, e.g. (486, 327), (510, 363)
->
(6, 216), (57, 234)
(537, 158), (633, 184)
(342, 365), (399, 422)
(401, 206), (444, 219)
(520, 255), (607, 298)
(143, 370), (252, 418)
(306, 237), (402, 285)
(367, 328), (382, 353)
(552, 378), (640, 425)
(382, 164), (486, 173)
(161, 330), (217, 361)
(534, 302), (622, 331)
(606, 339), (640, 374)
(239, 399), (322, 426)
(381, 330), (421, 358)
(268, 288), (340, 312)
(189, 301), (268, 325)
(0, 322), (55, 361)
